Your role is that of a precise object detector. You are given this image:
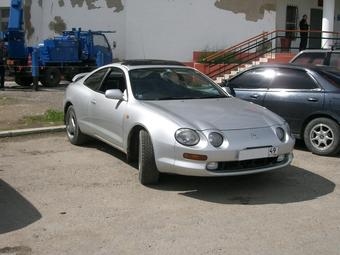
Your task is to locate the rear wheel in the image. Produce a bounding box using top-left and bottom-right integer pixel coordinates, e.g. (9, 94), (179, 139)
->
(304, 117), (340, 156)
(65, 105), (87, 145)
(41, 68), (61, 87)
(15, 75), (33, 86)
(138, 129), (160, 185)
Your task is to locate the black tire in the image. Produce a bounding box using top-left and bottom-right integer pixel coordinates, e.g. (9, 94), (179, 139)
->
(64, 67), (80, 81)
(65, 105), (87, 145)
(138, 129), (160, 185)
(15, 76), (33, 86)
(41, 68), (61, 87)
(304, 118), (340, 156)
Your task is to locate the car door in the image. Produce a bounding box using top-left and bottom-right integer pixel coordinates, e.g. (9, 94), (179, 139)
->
(262, 67), (324, 137)
(80, 67), (109, 134)
(227, 67), (270, 106)
(88, 67), (128, 150)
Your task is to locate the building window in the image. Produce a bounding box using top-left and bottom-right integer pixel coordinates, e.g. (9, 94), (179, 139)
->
(0, 8), (10, 31)
(318, 0), (323, 7)
(285, 5), (298, 40)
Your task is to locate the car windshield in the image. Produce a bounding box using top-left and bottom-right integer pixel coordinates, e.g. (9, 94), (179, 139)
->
(129, 67), (228, 100)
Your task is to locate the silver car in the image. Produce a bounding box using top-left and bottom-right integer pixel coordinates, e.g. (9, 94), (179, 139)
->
(63, 60), (295, 185)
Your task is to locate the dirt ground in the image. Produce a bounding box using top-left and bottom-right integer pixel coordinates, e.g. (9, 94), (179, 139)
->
(0, 81), (66, 131)
(0, 133), (340, 255)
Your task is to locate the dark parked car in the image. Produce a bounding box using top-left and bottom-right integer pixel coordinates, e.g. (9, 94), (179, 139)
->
(290, 49), (340, 70)
(223, 64), (340, 156)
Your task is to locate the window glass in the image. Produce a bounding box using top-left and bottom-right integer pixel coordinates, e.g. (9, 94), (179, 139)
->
(317, 70), (340, 89)
(83, 68), (108, 91)
(329, 53), (340, 69)
(270, 68), (318, 89)
(98, 68), (126, 93)
(228, 68), (271, 89)
(129, 67), (227, 100)
(291, 52), (326, 65)
(93, 34), (110, 49)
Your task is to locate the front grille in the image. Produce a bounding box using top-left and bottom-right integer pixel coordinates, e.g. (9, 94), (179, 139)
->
(208, 155), (288, 173)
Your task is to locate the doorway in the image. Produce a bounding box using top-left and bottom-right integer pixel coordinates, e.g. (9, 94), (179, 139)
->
(309, 8), (323, 49)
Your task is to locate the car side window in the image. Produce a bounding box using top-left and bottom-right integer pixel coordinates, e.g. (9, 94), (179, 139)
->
(83, 68), (109, 91)
(269, 68), (318, 90)
(228, 68), (270, 89)
(329, 53), (340, 69)
(98, 67), (126, 93)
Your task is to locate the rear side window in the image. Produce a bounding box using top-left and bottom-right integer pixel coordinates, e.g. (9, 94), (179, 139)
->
(270, 68), (318, 90)
(83, 68), (109, 91)
(291, 52), (326, 65)
(228, 68), (270, 89)
(329, 53), (340, 69)
(317, 70), (340, 89)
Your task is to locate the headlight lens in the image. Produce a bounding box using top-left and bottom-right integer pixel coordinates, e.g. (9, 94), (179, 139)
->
(276, 127), (285, 142)
(175, 128), (200, 146)
(208, 132), (224, 147)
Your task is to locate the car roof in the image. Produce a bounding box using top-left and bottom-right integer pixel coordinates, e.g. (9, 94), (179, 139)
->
(107, 59), (188, 71)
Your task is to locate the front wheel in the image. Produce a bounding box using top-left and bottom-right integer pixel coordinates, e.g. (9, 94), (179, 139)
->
(138, 129), (160, 185)
(41, 68), (61, 87)
(65, 105), (87, 145)
(304, 118), (340, 156)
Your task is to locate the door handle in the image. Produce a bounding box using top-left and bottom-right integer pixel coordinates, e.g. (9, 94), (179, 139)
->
(250, 94), (259, 99)
(307, 97), (318, 102)
(90, 99), (96, 104)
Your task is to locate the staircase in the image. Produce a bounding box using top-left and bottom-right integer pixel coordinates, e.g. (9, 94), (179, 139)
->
(190, 29), (340, 83)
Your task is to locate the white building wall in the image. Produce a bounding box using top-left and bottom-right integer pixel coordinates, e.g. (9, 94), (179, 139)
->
(124, 0), (276, 61)
(24, 0), (275, 62)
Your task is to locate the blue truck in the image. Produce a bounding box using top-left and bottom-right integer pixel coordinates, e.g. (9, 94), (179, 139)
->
(2, 0), (115, 87)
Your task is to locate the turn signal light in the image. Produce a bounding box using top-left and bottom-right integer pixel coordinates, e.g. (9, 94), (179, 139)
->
(183, 153), (208, 161)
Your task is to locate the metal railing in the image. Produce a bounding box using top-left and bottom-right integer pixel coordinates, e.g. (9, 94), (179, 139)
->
(201, 30), (340, 79)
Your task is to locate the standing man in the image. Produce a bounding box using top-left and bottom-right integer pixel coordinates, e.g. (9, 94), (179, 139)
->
(299, 14), (309, 51)
(0, 40), (6, 90)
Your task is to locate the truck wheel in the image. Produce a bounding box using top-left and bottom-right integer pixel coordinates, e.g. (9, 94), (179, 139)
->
(15, 76), (33, 86)
(64, 67), (79, 81)
(138, 129), (160, 185)
(41, 68), (61, 87)
(65, 105), (87, 145)
(304, 118), (340, 156)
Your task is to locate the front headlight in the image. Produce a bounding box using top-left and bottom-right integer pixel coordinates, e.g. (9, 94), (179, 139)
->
(208, 132), (224, 147)
(175, 128), (200, 146)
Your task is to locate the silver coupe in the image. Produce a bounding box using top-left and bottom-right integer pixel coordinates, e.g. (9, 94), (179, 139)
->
(63, 60), (295, 185)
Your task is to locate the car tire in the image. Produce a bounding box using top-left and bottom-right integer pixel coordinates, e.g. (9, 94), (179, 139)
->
(41, 68), (61, 87)
(304, 117), (340, 156)
(65, 105), (87, 145)
(138, 129), (160, 185)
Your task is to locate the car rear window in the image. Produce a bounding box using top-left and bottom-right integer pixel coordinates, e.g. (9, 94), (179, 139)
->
(291, 52), (327, 65)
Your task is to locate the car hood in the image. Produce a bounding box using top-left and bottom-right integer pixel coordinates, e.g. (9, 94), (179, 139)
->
(141, 98), (283, 130)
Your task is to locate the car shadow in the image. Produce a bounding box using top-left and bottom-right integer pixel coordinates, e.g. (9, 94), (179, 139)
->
(0, 179), (42, 234)
(82, 140), (335, 205)
(152, 166), (335, 205)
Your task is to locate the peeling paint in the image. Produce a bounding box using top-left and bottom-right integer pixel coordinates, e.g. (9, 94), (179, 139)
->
(23, 0), (34, 40)
(214, 0), (275, 22)
(70, 0), (100, 10)
(58, 0), (65, 7)
(49, 16), (67, 34)
(105, 0), (124, 12)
